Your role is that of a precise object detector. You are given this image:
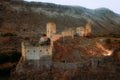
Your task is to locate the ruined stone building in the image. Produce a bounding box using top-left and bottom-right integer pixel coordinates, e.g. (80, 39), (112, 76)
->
(21, 41), (51, 61)
(21, 22), (92, 61)
(76, 27), (85, 37)
(21, 22), (56, 61)
(76, 22), (92, 37)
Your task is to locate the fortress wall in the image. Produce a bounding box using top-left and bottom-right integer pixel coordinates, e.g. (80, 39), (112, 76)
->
(22, 44), (51, 61)
(25, 47), (40, 60)
(62, 29), (75, 39)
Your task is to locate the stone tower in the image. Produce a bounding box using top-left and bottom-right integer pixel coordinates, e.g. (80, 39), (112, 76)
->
(46, 22), (56, 38)
(85, 22), (92, 34)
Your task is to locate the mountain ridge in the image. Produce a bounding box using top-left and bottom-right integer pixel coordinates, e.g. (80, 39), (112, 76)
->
(0, 0), (120, 35)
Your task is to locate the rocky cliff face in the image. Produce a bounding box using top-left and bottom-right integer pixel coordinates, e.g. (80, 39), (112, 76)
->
(0, 0), (120, 35)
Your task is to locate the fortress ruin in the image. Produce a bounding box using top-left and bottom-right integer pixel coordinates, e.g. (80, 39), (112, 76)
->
(76, 22), (92, 37)
(21, 22), (93, 61)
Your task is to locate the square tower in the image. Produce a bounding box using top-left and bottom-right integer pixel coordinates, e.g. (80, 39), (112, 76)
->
(46, 22), (56, 38)
(85, 22), (92, 34)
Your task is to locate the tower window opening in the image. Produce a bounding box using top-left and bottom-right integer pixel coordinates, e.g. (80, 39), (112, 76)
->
(34, 50), (35, 52)
(40, 50), (42, 52)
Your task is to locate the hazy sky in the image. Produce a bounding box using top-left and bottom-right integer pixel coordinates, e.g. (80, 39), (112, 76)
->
(25, 0), (120, 14)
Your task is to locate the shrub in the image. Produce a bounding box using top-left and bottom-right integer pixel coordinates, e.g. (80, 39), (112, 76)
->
(24, 37), (29, 40)
(0, 66), (14, 76)
(105, 39), (111, 44)
(42, 33), (46, 36)
(98, 34), (106, 37)
(109, 33), (120, 38)
(0, 51), (21, 77)
(1, 33), (17, 37)
(61, 59), (66, 63)
(0, 51), (21, 64)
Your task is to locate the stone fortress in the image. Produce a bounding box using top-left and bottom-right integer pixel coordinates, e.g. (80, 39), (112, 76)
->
(21, 22), (92, 61)
(12, 22), (120, 80)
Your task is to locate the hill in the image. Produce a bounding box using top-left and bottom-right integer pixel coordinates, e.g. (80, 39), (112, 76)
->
(0, 0), (120, 35)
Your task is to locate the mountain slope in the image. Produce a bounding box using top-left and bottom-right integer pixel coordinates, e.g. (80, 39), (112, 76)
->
(0, 0), (120, 35)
